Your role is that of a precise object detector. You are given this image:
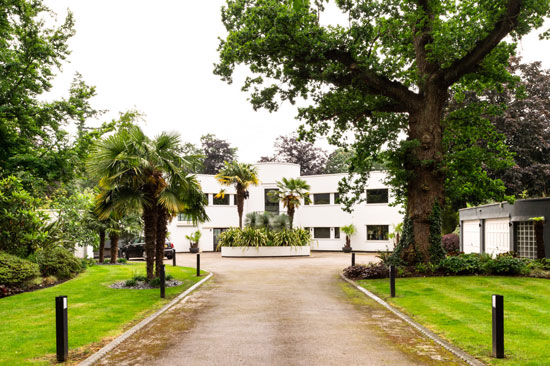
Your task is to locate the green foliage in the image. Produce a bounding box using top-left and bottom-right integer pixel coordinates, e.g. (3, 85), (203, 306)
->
(124, 278), (137, 287)
(483, 253), (528, 275)
(341, 224), (356, 236)
(0, 176), (50, 257)
(35, 247), (82, 279)
(166, 274), (174, 281)
(117, 258), (128, 264)
(0, 251), (40, 287)
(439, 253), (486, 275)
(325, 148), (354, 174)
(148, 277), (161, 287)
(199, 134), (238, 174)
(428, 202), (446, 263)
(132, 274), (147, 282)
(217, 227), (311, 248)
(389, 215), (419, 266)
(185, 230), (202, 243)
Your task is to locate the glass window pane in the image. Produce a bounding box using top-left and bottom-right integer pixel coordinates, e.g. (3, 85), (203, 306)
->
(177, 213), (193, 221)
(265, 189), (279, 213)
(334, 227), (340, 239)
(213, 194), (230, 205)
(313, 193), (330, 205)
(334, 193), (340, 204)
(367, 225), (389, 240)
(314, 227), (331, 238)
(366, 189), (388, 204)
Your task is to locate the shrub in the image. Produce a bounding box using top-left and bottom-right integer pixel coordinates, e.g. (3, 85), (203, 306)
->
(439, 253), (482, 275)
(343, 262), (388, 280)
(483, 254), (528, 275)
(441, 234), (460, 253)
(0, 251), (40, 287)
(166, 274), (174, 281)
(148, 277), (161, 287)
(133, 274), (147, 282)
(104, 259), (111, 264)
(117, 258), (127, 264)
(218, 227), (311, 248)
(125, 279), (137, 287)
(36, 247), (82, 279)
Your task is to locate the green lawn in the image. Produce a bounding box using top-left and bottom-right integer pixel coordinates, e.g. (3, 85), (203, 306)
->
(358, 276), (550, 366)
(0, 263), (207, 365)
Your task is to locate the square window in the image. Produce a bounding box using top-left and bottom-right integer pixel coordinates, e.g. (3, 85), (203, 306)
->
(313, 227), (331, 239)
(213, 194), (230, 205)
(334, 227), (340, 239)
(366, 189), (388, 204)
(177, 213), (193, 222)
(367, 225), (389, 241)
(334, 193), (340, 204)
(313, 193), (330, 205)
(265, 189), (279, 213)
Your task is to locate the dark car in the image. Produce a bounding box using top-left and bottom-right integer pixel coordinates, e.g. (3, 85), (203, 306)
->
(120, 238), (174, 260)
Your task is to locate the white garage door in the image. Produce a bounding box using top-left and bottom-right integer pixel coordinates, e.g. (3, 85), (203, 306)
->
(463, 220), (481, 254)
(485, 218), (510, 257)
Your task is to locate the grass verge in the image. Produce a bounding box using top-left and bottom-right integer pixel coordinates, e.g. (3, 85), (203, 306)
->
(358, 276), (550, 366)
(0, 263), (206, 365)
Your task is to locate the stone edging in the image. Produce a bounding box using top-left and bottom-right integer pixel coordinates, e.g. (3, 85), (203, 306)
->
(340, 274), (484, 366)
(79, 272), (213, 366)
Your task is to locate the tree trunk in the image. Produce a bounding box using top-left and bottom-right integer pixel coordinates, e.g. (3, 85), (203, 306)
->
(99, 228), (105, 263)
(407, 87), (446, 262)
(143, 206), (157, 281)
(109, 231), (119, 263)
(236, 186), (245, 229)
(287, 205), (295, 229)
(155, 205), (168, 277)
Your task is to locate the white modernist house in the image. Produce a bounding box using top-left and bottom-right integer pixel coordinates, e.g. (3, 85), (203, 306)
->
(167, 162), (403, 253)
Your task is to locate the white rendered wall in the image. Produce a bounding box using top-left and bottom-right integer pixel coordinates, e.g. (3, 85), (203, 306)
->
(168, 163), (403, 252)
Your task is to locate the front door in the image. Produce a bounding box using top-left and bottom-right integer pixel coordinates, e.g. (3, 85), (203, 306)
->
(213, 228), (228, 251)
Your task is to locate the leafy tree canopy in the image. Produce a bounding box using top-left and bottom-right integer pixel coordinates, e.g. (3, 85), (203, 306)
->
(259, 133), (327, 175)
(200, 134), (238, 174)
(215, 0), (550, 261)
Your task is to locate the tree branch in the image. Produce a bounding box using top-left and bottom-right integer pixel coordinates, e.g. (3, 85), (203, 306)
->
(442, 0), (522, 86)
(324, 49), (421, 110)
(412, 0), (438, 85)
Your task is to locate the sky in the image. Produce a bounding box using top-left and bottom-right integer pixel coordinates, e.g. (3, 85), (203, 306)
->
(43, 1), (550, 163)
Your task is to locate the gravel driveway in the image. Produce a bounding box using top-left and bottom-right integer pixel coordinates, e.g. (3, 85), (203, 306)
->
(96, 252), (467, 366)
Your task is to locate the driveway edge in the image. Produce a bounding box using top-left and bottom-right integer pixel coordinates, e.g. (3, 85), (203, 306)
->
(79, 272), (213, 366)
(340, 274), (484, 366)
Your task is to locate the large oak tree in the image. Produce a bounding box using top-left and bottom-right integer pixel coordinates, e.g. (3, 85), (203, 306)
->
(215, 0), (550, 261)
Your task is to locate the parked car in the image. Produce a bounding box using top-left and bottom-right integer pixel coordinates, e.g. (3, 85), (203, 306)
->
(119, 238), (174, 260)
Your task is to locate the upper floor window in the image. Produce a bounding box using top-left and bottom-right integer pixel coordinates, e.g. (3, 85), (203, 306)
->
(313, 193), (330, 205)
(177, 213), (193, 222)
(367, 225), (389, 241)
(366, 189), (388, 204)
(334, 227), (340, 239)
(213, 194), (230, 205)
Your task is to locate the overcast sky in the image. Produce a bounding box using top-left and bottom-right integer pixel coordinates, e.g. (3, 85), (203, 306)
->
(44, 1), (550, 163)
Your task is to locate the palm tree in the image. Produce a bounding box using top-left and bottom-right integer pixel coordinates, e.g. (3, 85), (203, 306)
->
(268, 177), (311, 228)
(88, 126), (207, 280)
(215, 161), (259, 228)
(341, 224), (356, 253)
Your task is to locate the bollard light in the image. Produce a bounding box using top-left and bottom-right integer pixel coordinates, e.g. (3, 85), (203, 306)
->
(351, 252), (355, 266)
(55, 296), (68, 363)
(196, 253), (201, 277)
(160, 264), (166, 299)
(389, 265), (396, 298)
(172, 249), (176, 266)
(492, 294), (504, 358)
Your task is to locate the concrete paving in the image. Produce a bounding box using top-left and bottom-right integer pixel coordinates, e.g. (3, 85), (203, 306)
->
(97, 252), (467, 366)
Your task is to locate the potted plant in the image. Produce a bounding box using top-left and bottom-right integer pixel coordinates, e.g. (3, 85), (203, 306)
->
(341, 224), (356, 253)
(186, 230), (202, 253)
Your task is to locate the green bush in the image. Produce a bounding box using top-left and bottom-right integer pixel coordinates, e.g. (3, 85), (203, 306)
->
(0, 251), (40, 287)
(148, 277), (161, 287)
(439, 253), (483, 275)
(217, 227), (311, 248)
(36, 247), (82, 279)
(483, 254), (528, 275)
(124, 279), (137, 287)
(166, 274), (174, 281)
(133, 274), (147, 282)
(117, 258), (127, 264)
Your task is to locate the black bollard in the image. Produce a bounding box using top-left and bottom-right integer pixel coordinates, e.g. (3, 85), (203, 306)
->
(196, 253), (200, 277)
(172, 249), (176, 266)
(351, 252), (355, 266)
(492, 294), (504, 358)
(55, 296), (68, 363)
(160, 264), (165, 298)
(389, 265), (396, 297)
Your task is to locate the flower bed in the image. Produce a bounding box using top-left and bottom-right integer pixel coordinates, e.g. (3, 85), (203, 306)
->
(221, 245), (310, 257)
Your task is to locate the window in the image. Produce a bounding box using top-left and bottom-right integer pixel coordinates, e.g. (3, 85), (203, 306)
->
(265, 189), (279, 214)
(367, 225), (389, 240)
(177, 213), (193, 222)
(334, 193), (340, 204)
(313, 193), (330, 205)
(516, 221), (536, 259)
(334, 227), (340, 239)
(314, 227), (331, 239)
(232, 194), (236, 205)
(366, 189), (388, 204)
(213, 194), (230, 205)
